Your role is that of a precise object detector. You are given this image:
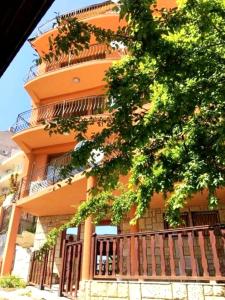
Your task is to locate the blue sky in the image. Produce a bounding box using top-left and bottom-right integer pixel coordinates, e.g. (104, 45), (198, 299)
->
(0, 0), (100, 131)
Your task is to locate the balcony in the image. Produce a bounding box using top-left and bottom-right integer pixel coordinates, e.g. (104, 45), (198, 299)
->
(11, 95), (108, 151)
(24, 45), (125, 101)
(17, 152), (73, 199)
(15, 152), (87, 216)
(35, 1), (116, 37)
(26, 44), (124, 83)
(12, 95), (106, 134)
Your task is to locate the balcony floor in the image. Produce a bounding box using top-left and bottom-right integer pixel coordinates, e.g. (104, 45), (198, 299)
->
(16, 173), (87, 216)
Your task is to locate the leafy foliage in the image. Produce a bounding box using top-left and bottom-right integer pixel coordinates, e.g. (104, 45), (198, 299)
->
(43, 0), (225, 231)
(8, 173), (19, 195)
(0, 275), (26, 289)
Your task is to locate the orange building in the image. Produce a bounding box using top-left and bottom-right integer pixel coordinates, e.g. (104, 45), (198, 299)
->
(2, 1), (225, 299)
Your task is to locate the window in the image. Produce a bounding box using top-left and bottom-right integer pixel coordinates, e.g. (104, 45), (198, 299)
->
(164, 213), (189, 229)
(191, 211), (220, 226)
(95, 225), (118, 235)
(95, 220), (119, 235)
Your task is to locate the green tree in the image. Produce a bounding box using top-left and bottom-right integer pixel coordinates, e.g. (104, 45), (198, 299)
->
(44, 0), (225, 229)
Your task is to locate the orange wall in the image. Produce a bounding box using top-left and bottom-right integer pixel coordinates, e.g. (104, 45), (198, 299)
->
(32, 14), (124, 56)
(37, 85), (106, 106)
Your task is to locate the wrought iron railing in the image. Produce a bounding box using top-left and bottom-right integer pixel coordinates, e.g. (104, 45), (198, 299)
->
(25, 44), (125, 82)
(11, 95), (107, 134)
(36, 1), (116, 36)
(16, 152), (77, 199)
(92, 224), (225, 281)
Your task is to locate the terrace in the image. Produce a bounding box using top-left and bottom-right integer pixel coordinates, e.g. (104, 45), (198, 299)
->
(28, 224), (225, 299)
(11, 95), (107, 134)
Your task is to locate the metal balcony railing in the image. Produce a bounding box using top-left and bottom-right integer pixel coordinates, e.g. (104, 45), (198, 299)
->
(16, 152), (77, 199)
(36, 1), (116, 36)
(11, 95), (107, 134)
(25, 44), (125, 82)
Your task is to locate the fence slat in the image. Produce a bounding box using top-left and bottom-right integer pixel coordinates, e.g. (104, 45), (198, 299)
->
(151, 235), (156, 276)
(142, 236), (147, 276)
(187, 231), (197, 277)
(209, 229), (221, 277)
(198, 230), (209, 277)
(99, 240), (103, 276)
(168, 234), (175, 276)
(159, 234), (166, 276)
(127, 237), (131, 276)
(112, 238), (117, 276)
(119, 238), (123, 276)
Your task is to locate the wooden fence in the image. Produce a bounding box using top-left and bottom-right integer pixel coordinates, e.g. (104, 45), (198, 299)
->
(92, 225), (225, 281)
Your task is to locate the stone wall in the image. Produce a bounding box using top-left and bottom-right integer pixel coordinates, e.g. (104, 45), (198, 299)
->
(12, 245), (32, 281)
(34, 214), (80, 279)
(78, 280), (225, 300)
(121, 204), (225, 234)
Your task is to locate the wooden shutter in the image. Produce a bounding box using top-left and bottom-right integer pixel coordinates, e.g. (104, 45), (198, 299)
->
(191, 211), (220, 226)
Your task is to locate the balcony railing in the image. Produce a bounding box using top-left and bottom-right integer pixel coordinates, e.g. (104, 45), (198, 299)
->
(11, 95), (107, 134)
(16, 152), (77, 199)
(92, 225), (225, 281)
(36, 1), (116, 36)
(25, 44), (125, 82)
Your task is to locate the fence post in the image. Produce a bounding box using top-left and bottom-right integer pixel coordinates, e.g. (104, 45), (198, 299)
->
(40, 251), (46, 290)
(59, 240), (67, 297)
(90, 233), (96, 279)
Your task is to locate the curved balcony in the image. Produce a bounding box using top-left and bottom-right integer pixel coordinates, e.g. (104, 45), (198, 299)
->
(16, 152), (87, 216)
(12, 95), (106, 134)
(11, 95), (108, 151)
(17, 152), (73, 199)
(25, 44), (125, 82)
(24, 45), (125, 101)
(35, 1), (116, 36)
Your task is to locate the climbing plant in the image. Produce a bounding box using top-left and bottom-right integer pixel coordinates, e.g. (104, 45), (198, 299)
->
(40, 0), (225, 244)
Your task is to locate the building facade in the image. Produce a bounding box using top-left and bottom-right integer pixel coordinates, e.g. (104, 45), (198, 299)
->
(0, 132), (35, 272)
(2, 1), (225, 300)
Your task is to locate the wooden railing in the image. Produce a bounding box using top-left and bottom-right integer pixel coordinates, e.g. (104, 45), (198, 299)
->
(11, 95), (106, 134)
(25, 44), (125, 82)
(92, 225), (225, 281)
(60, 241), (83, 298)
(28, 247), (55, 289)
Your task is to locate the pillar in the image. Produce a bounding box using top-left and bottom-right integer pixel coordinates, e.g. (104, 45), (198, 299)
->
(1, 205), (22, 275)
(20, 153), (34, 198)
(81, 176), (96, 280)
(32, 153), (48, 181)
(0, 206), (4, 231)
(130, 206), (139, 275)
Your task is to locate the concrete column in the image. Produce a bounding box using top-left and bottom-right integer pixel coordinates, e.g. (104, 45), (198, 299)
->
(32, 153), (48, 181)
(20, 153), (34, 198)
(81, 176), (96, 280)
(1, 205), (22, 275)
